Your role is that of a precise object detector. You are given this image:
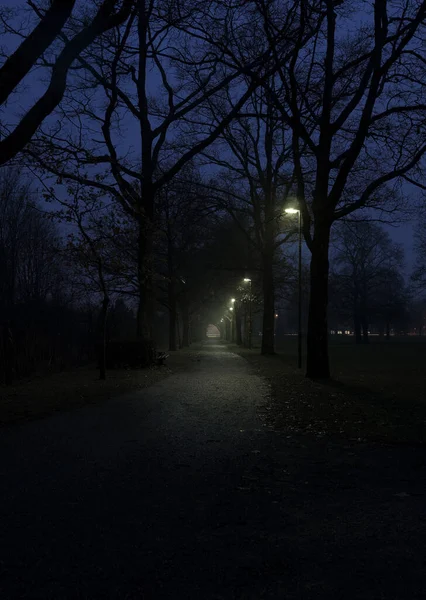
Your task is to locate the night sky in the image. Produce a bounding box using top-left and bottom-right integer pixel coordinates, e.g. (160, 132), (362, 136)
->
(0, 0), (418, 270)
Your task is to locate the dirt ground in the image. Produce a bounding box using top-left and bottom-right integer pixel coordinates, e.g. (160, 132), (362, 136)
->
(233, 341), (426, 445)
(1, 340), (425, 599)
(0, 347), (199, 426)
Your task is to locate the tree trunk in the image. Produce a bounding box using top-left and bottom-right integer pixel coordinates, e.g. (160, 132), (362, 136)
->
(136, 219), (153, 339)
(167, 227), (177, 351)
(230, 313), (235, 343)
(261, 250), (275, 355)
(3, 322), (14, 385)
(235, 306), (243, 345)
(306, 220), (331, 379)
(191, 315), (202, 342)
(176, 312), (182, 349)
(168, 294), (177, 351)
(225, 319), (231, 341)
(181, 299), (190, 347)
(137, 5), (155, 360)
(260, 101), (276, 355)
(243, 306), (249, 347)
(261, 255), (275, 354)
(362, 317), (369, 344)
(261, 241), (275, 354)
(136, 218), (155, 364)
(99, 295), (109, 381)
(354, 309), (362, 344)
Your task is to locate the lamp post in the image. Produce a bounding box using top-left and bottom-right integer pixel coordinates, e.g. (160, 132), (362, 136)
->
(243, 278), (252, 349)
(285, 207), (302, 369)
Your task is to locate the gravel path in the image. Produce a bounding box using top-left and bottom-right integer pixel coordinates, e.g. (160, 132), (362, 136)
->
(0, 340), (426, 599)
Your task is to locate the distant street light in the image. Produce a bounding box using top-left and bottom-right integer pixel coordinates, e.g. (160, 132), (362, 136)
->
(285, 206), (302, 369)
(243, 277), (252, 349)
(231, 298), (236, 303)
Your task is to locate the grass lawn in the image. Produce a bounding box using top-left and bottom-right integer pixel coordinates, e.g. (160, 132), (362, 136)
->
(0, 348), (197, 427)
(238, 336), (426, 445)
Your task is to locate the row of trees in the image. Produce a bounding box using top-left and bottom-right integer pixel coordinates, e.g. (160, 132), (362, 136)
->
(1, 0), (426, 378)
(1, 164), (424, 383)
(0, 168), (141, 382)
(330, 220), (406, 342)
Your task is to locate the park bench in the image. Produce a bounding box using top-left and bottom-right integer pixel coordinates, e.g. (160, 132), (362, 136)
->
(156, 351), (169, 366)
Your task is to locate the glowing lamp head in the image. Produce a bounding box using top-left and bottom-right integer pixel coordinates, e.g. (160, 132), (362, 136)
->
(285, 207), (299, 214)
(243, 278), (251, 282)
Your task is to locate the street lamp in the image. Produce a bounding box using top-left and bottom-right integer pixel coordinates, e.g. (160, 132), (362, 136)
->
(285, 206), (302, 369)
(243, 278), (252, 349)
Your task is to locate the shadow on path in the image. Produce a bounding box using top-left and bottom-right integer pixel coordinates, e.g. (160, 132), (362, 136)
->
(0, 339), (425, 599)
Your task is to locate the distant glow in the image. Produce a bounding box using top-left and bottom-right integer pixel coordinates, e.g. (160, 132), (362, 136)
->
(231, 298), (236, 303)
(220, 318), (224, 322)
(275, 313), (278, 318)
(285, 208), (299, 214)
(229, 307), (234, 311)
(243, 278), (251, 282)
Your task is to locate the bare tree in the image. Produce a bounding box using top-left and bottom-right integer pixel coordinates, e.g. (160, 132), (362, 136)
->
(44, 181), (139, 378)
(155, 169), (215, 351)
(0, 168), (30, 310)
(257, 0), (426, 377)
(0, 0), (134, 165)
(202, 85), (296, 354)
(0, 167), (71, 382)
(331, 220), (405, 343)
(26, 0), (288, 357)
(412, 210), (426, 293)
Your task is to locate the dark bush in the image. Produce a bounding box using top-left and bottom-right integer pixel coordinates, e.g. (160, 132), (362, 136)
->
(98, 339), (156, 369)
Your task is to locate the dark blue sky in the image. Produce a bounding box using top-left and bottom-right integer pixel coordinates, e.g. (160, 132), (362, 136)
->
(0, 0), (417, 271)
